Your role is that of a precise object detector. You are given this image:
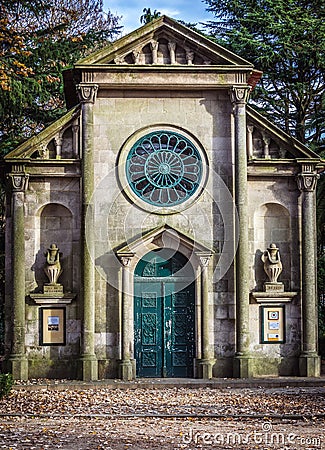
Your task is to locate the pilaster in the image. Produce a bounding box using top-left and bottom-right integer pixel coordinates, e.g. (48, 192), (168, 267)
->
(196, 252), (214, 379)
(297, 163), (320, 377)
(118, 253), (135, 381)
(7, 166), (29, 380)
(77, 83), (98, 381)
(230, 86), (253, 378)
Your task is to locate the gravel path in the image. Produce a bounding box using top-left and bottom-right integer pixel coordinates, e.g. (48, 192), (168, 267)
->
(0, 386), (324, 449)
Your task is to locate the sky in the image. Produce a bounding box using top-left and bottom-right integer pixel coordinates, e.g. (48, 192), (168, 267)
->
(103, 0), (213, 35)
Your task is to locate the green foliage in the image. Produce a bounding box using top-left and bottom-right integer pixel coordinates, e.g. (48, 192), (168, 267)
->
(0, 373), (13, 399)
(140, 8), (161, 24)
(0, 0), (121, 156)
(203, 0), (325, 149)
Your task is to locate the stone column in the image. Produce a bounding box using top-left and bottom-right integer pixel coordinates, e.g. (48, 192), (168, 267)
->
(77, 83), (98, 381)
(54, 135), (62, 159)
(118, 254), (135, 380)
(72, 122), (80, 158)
(168, 41), (176, 64)
(150, 40), (159, 64)
(297, 164), (321, 377)
(247, 124), (254, 159)
(230, 86), (252, 378)
(8, 168), (29, 380)
(197, 252), (214, 379)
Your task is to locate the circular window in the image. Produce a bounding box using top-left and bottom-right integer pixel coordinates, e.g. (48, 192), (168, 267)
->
(126, 131), (202, 207)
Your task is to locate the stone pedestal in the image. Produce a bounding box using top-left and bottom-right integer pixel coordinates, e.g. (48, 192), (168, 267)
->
(233, 355), (253, 378)
(299, 353), (321, 378)
(118, 359), (135, 381)
(198, 358), (215, 379)
(80, 355), (98, 382)
(7, 355), (28, 381)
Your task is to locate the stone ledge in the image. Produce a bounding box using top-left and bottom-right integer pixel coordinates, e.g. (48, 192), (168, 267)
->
(30, 293), (77, 304)
(250, 291), (298, 303)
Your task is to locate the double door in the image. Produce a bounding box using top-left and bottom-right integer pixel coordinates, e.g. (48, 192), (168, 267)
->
(134, 279), (195, 377)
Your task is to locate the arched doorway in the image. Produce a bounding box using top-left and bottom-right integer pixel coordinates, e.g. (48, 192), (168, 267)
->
(134, 249), (195, 377)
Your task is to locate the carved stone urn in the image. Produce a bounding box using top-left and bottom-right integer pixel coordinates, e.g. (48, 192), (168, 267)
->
(262, 243), (283, 283)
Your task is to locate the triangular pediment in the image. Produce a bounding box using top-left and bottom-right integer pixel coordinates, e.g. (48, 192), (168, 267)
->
(247, 106), (321, 160)
(116, 224), (214, 255)
(77, 16), (253, 67)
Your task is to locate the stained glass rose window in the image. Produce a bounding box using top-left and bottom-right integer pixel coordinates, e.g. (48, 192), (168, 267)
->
(126, 131), (202, 207)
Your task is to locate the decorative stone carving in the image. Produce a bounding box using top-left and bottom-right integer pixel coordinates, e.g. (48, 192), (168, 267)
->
(8, 168), (29, 192)
(262, 243), (283, 284)
(150, 40), (159, 64)
(77, 84), (98, 103)
(230, 86), (251, 106)
(297, 172), (319, 192)
(44, 243), (62, 285)
(132, 48), (142, 64)
(116, 55), (127, 64)
(261, 132), (271, 159)
(185, 48), (194, 65)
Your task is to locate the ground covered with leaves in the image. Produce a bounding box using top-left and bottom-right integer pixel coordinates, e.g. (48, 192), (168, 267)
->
(0, 385), (324, 449)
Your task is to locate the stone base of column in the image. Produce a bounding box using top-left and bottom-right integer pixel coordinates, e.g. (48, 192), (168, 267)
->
(119, 359), (135, 381)
(197, 358), (215, 379)
(7, 355), (28, 380)
(299, 353), (321, 377)
(233, 354), (253, 378)
(80, 355), (98, 381)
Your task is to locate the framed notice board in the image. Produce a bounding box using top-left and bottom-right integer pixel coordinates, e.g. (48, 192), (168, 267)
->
(261, 305), (285, 344)
(39, 307), (66, 345)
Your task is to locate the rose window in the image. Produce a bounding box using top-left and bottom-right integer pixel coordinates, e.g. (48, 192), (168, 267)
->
(126, 131), (202, 207)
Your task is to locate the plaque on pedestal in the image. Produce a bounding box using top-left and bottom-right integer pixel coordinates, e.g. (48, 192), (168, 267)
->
(44, 284), (64, 295)
(264, 282), (284, 293)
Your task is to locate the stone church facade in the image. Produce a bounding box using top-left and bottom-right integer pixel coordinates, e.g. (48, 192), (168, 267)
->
(3, 17), (324, 380)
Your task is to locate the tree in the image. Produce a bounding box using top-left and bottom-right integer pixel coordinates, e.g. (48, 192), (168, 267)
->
(203, 0), (325, 151)
(204, 0), (325, 341)
(140, 8), (161, 24)
(0, 0), (121, 155)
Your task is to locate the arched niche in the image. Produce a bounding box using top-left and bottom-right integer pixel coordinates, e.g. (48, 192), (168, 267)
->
(253, 203), (291, 290)
(34, 203), (73, 291)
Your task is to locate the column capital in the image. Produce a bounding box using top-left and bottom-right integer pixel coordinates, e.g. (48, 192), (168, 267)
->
(229, 86), (251, 107)
(118, 252), (135, 267)
(297, 170), (319, 192)
(77, 84), (98, 103)
(196, 252), (213, 268)
(8, 166), (29, 192)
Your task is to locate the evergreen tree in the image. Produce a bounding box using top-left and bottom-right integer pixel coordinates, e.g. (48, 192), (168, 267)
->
(204, 0), (325, 340)
(140, 8), (161, 24)
(0, 0), (121, 155)
(203, 0), (325, 151)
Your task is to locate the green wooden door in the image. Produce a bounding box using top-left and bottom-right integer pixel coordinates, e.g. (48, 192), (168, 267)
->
(134, 250), (195, 378)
